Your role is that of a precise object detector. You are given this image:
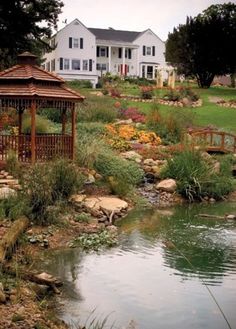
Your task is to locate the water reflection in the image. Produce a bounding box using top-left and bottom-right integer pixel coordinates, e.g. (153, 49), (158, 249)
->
(40, 202), (236, 329)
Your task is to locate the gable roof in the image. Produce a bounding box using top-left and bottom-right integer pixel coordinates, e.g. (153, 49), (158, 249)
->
(88, 28), (141, 43)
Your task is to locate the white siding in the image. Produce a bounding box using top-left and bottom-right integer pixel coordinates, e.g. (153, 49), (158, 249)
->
(43, 19), (97, 86)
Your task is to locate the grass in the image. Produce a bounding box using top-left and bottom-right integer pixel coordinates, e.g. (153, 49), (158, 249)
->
(126, 86), (236, 133)
(70, 82), (236, 132)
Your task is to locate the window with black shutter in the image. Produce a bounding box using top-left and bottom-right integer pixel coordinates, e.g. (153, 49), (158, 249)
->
(89, 59), (92, 71)
(128, 49), (132, 59)
(59, 58), (63, 70)
(143, 46), (146, 56)
(69, 37), (72, 48)
(152, 46), (155, 56)
(106, 47), (109, 57)
(118, 48), (122, 58)
(80, 38), (83, 49)
(97, 46), (100, 57)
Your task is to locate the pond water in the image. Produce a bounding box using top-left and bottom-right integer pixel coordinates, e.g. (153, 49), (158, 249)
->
(41, 202), (236, 329)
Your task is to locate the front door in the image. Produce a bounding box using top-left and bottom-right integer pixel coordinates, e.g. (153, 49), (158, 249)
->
(120, 64), (128, 76)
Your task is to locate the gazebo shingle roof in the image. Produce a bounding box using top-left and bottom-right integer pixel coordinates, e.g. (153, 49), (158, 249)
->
(0, 52), (84, 102)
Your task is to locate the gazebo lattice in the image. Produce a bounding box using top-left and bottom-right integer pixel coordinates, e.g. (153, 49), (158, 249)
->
(0, 52), (84, 164)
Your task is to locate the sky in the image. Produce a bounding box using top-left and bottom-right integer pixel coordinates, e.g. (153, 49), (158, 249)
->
(57, 0), (228, 41)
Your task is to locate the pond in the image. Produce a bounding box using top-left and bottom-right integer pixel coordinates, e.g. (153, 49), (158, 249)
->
(40, 202), (236, 329)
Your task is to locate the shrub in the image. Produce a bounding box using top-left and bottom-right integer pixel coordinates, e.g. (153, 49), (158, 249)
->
(140, 86), (154, 99)
(76, 130), (107, 168)
(118, 107), (146, 123)
(163, 87), (199, 102)
(146, 105), (195, 144)
(94, 150), (144, 187)
(0, 195), (29, 220)
(6, 150), (21, 176)
(40, 108), (70, 124)
(50, 159), (85, 200)
(67, 80), (93, 89)
(22, 164), (54, 224)
(161, 149), (234, 201)
(108, 176), (133, 197)
(77, 99), (118, 123)
(21, 160), (85, 225)
(22, 115), (51, 134)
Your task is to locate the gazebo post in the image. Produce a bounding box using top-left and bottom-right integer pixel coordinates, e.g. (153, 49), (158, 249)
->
(18, 108), (24, 135)
(31, 101), (36, 164)
(71, 104), (76, 160)
(62, 108), (67, 134)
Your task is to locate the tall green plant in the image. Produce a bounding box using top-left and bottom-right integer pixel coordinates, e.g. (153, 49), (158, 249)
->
(161, 149), (234, 201)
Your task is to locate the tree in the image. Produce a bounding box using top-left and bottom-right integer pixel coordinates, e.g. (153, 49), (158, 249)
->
(0, 0), (64, 69)
(166, 3), (236, 88)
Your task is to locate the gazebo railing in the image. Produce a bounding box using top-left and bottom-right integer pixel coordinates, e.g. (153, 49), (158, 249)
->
(0, 133), (73, 162)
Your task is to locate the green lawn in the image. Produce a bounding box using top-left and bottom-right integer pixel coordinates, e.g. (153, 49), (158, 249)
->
(127, 86), (236, 133)
(68, 83), (236, 133)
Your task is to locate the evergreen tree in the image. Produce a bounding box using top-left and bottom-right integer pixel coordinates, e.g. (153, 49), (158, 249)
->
(0, 0), (64, 69)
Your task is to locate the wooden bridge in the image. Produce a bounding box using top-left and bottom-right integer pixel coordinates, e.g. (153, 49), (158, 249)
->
(188, 130), (236, 154)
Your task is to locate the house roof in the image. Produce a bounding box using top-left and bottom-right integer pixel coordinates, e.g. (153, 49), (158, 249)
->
(89, 28), (141, 43)
(0, 52), (84, 103)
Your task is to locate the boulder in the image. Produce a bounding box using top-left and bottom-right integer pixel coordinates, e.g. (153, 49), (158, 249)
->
(120, 151), (142, 161)
(0, 187), (16, 199)
(98, 197), (128, 213)
(156, 179), (177, 193)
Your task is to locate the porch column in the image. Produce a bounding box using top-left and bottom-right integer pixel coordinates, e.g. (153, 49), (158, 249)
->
(122, 47), (125, 75)
(30, 101), (36, 164)
(71, 104), (76, 160)
(62, 108), (67, 134)
(108, 46), (112, 73)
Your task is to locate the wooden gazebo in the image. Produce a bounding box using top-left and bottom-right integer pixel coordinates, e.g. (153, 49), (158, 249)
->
(0, 52), (84, 164)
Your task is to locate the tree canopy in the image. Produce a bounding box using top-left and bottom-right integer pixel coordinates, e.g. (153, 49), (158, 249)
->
(0, 0), (64, 69)
(165, 3), (236, 88)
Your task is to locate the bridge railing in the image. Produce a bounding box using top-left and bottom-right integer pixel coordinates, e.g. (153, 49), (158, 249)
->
(189, 130), (236, 153)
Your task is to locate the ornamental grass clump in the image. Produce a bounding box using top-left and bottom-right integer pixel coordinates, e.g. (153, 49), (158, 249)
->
(161, 149), (234, 202)
(95, 151), (144, 186)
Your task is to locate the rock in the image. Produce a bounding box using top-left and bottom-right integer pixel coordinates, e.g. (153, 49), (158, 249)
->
(156, 179), (177, 193)
(143, 158), (156, 166)
(98, 197), (128, 213)
(85, 174), (95, 184)
(226, 214), (236, 220)
(182, 97), (192, 107)
(0, 282), (6, 303)
(0, 187), (16, 199)
(121, 150), (142, 161)
(209, 198), (216, 203)
(70, 194), (87, 203)
(84, 197), (100, 210)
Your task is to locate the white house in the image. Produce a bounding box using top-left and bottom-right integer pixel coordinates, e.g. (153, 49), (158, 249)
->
(43, 19), (167, 87)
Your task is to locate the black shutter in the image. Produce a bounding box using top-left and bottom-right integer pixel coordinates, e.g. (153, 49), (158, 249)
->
(97, 46), (100, 57)
(106, 47), (109, 57)
(118, 48), (122, 58)
(80, 38), (83, 49)
(89, 59), (92, 71)
(69, 37), (72, 48)
(152, 46), (155, 56)
(143, 46), (146, 56)
(128, 49), (132, 59)
(59, 58), (63, 70)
